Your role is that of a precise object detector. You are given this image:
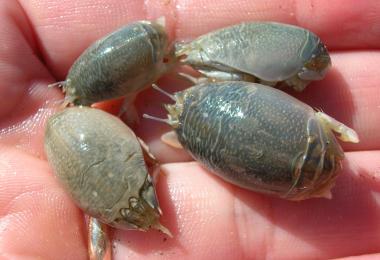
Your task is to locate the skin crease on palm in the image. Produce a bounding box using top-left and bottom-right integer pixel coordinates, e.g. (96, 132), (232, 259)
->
(0, 0), (380, 259)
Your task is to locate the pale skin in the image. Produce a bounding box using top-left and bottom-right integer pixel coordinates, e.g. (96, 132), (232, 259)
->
(0, 0), (380, 259)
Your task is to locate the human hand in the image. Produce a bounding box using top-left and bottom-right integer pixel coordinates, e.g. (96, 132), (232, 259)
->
(1, 1), (379, 259)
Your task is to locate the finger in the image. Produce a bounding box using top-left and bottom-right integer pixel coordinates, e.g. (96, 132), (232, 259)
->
(336, 254), (380, 260)
(0, 1), (62, 156)
(291, 51), (380, 152)
(18, 0), (380, 78)
(0, 146), (87, 259)
(0, 1), (56, 118)
(113, 150), (380, 259)
(172, 0), (380, 50)
(18, 0), (148, 78)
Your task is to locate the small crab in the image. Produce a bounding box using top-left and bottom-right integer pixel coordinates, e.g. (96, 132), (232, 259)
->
(145, 81), (358, 200)
(175, 22), (331, 91)
(44, 107), (171, 259)
(49, 18), (175, 124)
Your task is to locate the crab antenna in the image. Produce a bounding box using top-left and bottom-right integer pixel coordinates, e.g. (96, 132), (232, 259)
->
(143, 113), (171, 125)
(48, 81), (65, 89)
(177, 72), (200, 84)
(151, 84), (176, 101)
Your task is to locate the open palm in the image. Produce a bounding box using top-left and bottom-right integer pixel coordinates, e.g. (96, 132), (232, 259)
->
(1, 1), (380, 259)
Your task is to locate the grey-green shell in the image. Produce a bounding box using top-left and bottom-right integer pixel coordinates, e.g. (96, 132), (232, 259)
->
(44, 107), (160, 229)
(176, 22), (330, 89)
(171, 82), (343, 200)
(65, 21), (171, 105)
